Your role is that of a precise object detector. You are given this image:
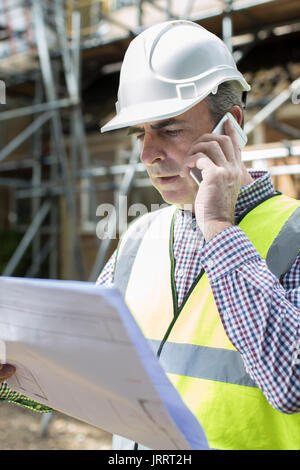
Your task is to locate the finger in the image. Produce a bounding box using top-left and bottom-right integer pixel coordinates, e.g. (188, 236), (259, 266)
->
(224, 118), (242, 160)
(0, 364), (16, 379)
(201, 129), (236, 163)
(180, 153), (215, 177)
(189, 140), (228, 166)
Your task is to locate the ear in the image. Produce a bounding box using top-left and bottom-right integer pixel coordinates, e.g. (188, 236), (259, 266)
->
(229, 105), (243, 127)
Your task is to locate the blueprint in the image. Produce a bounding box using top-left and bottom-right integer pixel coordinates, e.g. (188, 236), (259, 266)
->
(0, 276), (208, 450)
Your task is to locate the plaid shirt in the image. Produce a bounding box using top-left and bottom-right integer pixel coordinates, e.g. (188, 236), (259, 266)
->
(97, 170), (300, 414)
(1, 171), (300, 416)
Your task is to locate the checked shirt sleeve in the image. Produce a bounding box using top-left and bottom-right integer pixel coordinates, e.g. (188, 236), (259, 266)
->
(96, 251), (116, 286)
(201, 226), (300, 414)
(0, 382), (52, 413)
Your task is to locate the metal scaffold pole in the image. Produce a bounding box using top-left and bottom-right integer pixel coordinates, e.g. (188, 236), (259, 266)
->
(222, 0), (233, 53)
(2, 200), (52, 276)
(32, 0), (86, 280)
(89, 139), (141, 282)
(30, 73), (43, 276)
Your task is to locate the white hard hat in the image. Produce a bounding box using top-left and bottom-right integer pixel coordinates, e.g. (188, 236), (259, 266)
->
(101, 20), (250, 133)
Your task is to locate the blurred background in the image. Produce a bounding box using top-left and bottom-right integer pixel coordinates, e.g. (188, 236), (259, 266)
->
(0, 0), (299, 450)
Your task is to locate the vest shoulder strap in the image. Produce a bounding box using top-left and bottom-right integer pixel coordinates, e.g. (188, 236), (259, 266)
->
(238, 193), (300, 279)
(114, 205), (176, 296)
(266, 204), (300, 279)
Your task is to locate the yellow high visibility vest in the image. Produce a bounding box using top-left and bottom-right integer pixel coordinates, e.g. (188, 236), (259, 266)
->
(114, 193), (300, 450)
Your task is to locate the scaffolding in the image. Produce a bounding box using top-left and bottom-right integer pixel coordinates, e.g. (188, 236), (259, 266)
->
(0, 0), (299, 286)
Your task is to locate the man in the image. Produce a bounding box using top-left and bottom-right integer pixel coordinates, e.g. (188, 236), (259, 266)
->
(1, 20), (300, 449)
(97, 20), (300, 450)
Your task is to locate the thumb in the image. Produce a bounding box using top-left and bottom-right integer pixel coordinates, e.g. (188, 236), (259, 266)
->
(0, 364), (16, 379)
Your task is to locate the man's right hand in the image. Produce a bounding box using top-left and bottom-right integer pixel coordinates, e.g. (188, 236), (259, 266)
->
(0, 363), (16, 384)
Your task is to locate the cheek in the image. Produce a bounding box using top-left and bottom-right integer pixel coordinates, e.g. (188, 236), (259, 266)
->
(179, 175), (199, 200)
(176, 142), (190, 164)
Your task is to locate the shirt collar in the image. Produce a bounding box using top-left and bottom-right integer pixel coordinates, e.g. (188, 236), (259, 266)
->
(235, 170), (275, 219)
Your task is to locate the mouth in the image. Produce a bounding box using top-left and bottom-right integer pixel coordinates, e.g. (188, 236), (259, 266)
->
(155, 175), (180, 184)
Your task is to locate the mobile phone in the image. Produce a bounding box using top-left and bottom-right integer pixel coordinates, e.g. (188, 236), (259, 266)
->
(190, 112), (247, 186)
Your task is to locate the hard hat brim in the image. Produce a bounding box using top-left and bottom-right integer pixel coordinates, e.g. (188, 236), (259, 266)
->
(101, 96), (199, 133)
(101, 79), (250, 133)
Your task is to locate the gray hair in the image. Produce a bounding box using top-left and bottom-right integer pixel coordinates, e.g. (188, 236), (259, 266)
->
(205, 81), (245, 128)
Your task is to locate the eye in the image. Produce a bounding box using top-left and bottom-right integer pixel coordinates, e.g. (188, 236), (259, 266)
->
(136, 133), (145, 140)
(165, 129), (182, 136)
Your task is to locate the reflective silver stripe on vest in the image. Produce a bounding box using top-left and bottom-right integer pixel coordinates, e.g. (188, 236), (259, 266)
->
(266, 205), (300, 279)
(149, 339), (258, 388)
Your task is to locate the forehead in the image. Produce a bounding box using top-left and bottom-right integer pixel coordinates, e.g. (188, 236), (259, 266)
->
(128, 117), (185, 134)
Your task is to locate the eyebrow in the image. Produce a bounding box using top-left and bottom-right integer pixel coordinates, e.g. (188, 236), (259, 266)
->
(128, 118), (187, 135)
(150, 118), (186, 130)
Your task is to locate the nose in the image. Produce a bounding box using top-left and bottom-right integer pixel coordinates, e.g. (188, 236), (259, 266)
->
(140, 132), (165, 166)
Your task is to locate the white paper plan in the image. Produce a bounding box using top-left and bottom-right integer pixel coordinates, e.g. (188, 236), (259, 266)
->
(0, 277), (209, 450)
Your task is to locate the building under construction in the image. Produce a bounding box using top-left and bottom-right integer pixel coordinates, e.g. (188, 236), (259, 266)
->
(0, 0), (300, 282)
